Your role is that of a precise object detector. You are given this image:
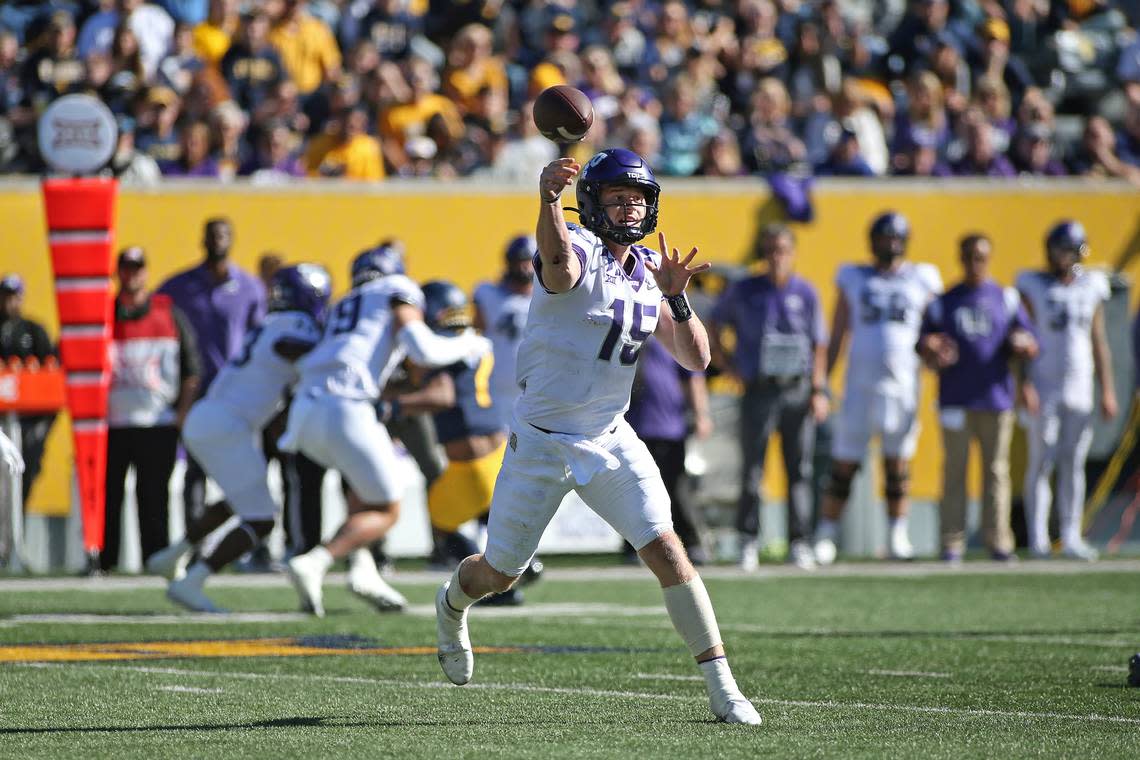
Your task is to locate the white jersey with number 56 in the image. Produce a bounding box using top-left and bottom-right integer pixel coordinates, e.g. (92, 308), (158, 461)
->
(1016, 268), (1109, 412)
(514, 224), (662, 436)
(838, 261), (943, 402)
(294, 274), (424, 401)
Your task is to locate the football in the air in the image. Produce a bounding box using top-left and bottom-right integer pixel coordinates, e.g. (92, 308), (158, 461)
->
(533, 85), (594, 143)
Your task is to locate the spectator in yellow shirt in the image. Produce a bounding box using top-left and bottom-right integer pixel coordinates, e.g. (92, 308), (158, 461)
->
(269, 0), (342, 96)
(305, 107), (385, 181)
(192, 0), (239, 67)
(443, 23), (508, 115)
(381, 57), (463, 173)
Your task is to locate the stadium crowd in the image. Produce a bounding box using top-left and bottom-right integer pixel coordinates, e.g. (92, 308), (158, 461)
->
(0, 0), (1139, 183)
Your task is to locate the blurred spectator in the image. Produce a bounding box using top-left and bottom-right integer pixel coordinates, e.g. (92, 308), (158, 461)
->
(158, 20), (204, 95)
(481, 99), (558, 181)
(1009, 122), (1068, 176)
(0, 274), (56, 503)
(352, 0), (423, 62)
(815, 121), (876, 176)
(380, 56), (462, 173)
(443, 23), (507, 116)
(305, 106), (384, 180)
(892, 126), (953, 176)
(1117, 35), (1140, 106)
(729, 0), (789, 110)
(645, 0), (694, 85)
(971, 17), (1032, 107)
(948, 108), (1015, 177)
(211, 99), (249, 179)
(658, 77), (719, 176)
(973, 74), (1014, 153)
(159, 0), (207, 26)
(624, 336), (713, 565)
(158, 217), (266, 523)
(1067, 115), (1140, 182)
(696, 128), (744, 176)
(191, 0), (237, 68)
(109, 114), (161, 184)
(109, 23), (146, 101)
(221, 8), (285, 113)
(121, 0), (176, 81)
(78, 0), (120, 59)
(269, 0), (342, 96)
(927, 31), (970, 123)
(831, 78), (888, 175)
(580, 46), (625, 123)
(243, 119), (305, 183)
(134, 85), (182, 162)
(786, 16), (841, 118)
(709, 224), (828, 571)
(892, 70), (950, 164)
(20, 11), (85, 111)
(1117, 101), (1140, 168)
(159, 119), (220, 177)
(601, 2), (649, 84)
(918, 234), (1036, 563)
(739, 76), (806, 173)
(104, 247), (200, 573)
(886, 0), (970, 75)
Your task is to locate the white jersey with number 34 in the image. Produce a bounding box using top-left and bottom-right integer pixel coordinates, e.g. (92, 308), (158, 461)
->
(838, 261), (943, 402)
(294, 274), (425, 401)
(1016, 268), (1109, 412)
(514, 224), (662, 436)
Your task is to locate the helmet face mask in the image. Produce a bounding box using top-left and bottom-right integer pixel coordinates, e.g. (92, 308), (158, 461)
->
(1045, 220), (1088, 276)
(575, 149), (660, 246)
(421, 280), (472, 335)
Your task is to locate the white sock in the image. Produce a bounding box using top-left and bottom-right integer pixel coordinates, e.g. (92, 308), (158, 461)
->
(348, 548), (377, 576)
(816, 518), (839, 542)
(444, 562), (482, 614)
(182, 560), (211, 590)
(699, 657), (740, 696)
(307, 545), (334, 573)
(662, 577), (723, 657)
(889, 516), (907, 533)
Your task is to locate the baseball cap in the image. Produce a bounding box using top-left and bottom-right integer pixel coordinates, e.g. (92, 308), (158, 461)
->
(0, 273), (24, 294)
(117, 247), (146, 267)
(146, 86), (179, 107)
(549, 11), (576, 34)
(980, 18), (1010, 43)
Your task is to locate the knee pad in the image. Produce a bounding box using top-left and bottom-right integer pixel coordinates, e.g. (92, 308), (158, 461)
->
(885, 465), (911, 500)
(238, 519), (274, 543)
(827, 465), (858, 501)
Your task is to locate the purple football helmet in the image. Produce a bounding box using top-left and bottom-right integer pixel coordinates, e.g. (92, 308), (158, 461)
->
(575, 148), (660, 245)
(270, 264), (333, 322)
(351, 240), (405, 286)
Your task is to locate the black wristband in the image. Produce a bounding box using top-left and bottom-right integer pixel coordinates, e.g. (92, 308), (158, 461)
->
(665, 293), (692, 322)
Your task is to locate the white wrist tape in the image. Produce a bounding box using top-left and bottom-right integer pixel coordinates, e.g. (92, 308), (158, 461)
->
(662, 577), (723, 657)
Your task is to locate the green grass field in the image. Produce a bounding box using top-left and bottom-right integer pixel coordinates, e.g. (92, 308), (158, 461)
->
(1, 562), (1138, 758)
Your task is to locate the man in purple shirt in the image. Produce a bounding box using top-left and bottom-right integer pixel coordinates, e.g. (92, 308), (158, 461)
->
(949, 111), (1017, 178)
(709, 224), (829, 570)
(625, 337), (713, 564)
(159, 217), (266, 522)
(918, 234), (1037, 562)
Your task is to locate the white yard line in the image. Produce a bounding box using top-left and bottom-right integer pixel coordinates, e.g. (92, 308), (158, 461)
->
(633, 673), (704, 682)
(3, 559), (1140, 592)
(864, 669), (951, 678)
(1091, 665), (1129, 673)
(156, 685), (223, 694)
(13, 661), (1140, 726)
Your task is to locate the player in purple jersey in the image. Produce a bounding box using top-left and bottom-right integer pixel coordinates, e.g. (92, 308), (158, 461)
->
(434, 149), (763, 725)
(918, 234), (1038, 562)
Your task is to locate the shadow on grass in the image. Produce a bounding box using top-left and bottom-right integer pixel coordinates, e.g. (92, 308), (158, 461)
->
(0, 716), (360, 734)
(750, 628), (1135, 639)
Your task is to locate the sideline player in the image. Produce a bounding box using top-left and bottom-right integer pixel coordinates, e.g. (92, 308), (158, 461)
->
(1016, 221), (1117, 561)
(281, 249), (491, 617)
(473, 235), (535, 412)
(812, 212), (943, 564)
(147, 265), (331, 611)
(434, 149), (763, 725)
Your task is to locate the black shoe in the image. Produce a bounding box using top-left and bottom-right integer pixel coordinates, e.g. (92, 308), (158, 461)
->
(478, 588), (524, 606)
(519, 558), (544, 586)
(83, 551), (105, 578)
(1129, 653), (1140, 688)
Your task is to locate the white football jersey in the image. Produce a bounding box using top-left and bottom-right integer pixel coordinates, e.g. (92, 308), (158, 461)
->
(838, 261), (943, 401)
(514, 224), (662, 436)
(294, 274), (424, 401)
(1016, 268), (1110, 411)
(473, 280), (532, 409)
(204, 310), (322, 429)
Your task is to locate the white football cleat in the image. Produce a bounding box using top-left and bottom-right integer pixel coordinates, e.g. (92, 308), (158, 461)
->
(813, 537), (837, 566)
(737, 537), (759, 572)
(287, 552), (326, 617)
(788, 540), (817, 570)
(888, 524), (915, 561)
(709, 689), (763, 725)
(1061, 541), (1099, 562)
(436, 582), (474, 685)
(347, 548), (406, 611)
(167, 577), (225, 613)
(146, 541), (191, 581)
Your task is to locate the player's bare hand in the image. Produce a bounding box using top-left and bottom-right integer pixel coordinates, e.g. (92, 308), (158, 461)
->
(539, 158), (580, 204)
(935, 335), (959, 368)
(694, 413), (713, 440)
(647, 232), (711, 297)
(1019, 382), (1039, 416)
(1007, 329), (1038, 360)
(1101, 388), (1118, 421)
(810, 391), (830, 423)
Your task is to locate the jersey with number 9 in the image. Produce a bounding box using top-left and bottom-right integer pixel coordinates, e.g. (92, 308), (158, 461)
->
(294, 274), (425, 401)
(514, 223), (661, 435)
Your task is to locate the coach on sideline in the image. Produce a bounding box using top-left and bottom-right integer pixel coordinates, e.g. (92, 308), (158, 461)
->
(917, 234), (1037, 562)
(709, 223), (829, 571)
